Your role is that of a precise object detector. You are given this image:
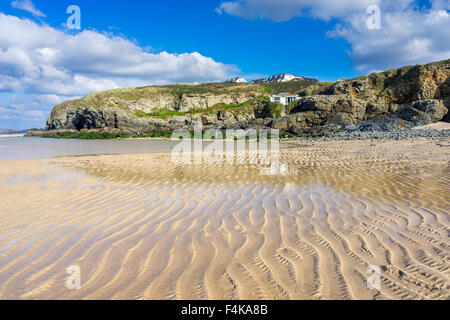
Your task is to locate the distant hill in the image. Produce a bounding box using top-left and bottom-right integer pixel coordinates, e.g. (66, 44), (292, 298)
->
(225, 74), (318, 84)
(226, 77), (247, 83)
(251, 73), (318, 84)
(0, 129), (29, 135)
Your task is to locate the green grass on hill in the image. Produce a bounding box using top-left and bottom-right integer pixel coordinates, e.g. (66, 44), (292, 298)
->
(262, 81), (318, 95)
(52, 81), (318, 114)
(42, 132), (128, 139)
(135, 95), (272, 118)
(298, 82), (333, 97)
(41, 131), (178, 139)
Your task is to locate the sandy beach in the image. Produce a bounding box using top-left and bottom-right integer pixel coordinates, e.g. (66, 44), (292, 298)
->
(0, 137), (448, 300)
(0, 134), (25, 138)
(413, 122), (450, 131)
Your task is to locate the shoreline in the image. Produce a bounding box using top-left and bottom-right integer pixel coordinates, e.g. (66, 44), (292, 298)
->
(23, 121), (450, 141)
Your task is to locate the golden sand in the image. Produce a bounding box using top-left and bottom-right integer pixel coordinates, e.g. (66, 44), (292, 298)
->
(0, 138), (449, 300)
(413, 121), (450, 131)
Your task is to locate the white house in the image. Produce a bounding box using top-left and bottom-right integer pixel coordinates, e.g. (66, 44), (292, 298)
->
(270, 92), (300, 105)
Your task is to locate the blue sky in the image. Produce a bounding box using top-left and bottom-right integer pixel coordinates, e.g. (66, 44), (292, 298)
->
(0, 0), (449, 128)
(1, 0), (354, 80)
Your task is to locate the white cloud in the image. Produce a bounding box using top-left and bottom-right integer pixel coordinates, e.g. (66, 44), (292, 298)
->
(0, 93), (78, 128)
(328, 4), (450, 71)
(217, 0), (450, 72)
(0, 14), (231, 94)
(216, 0), (379, 22)
(432, 0), (450, 10)
(0, 13), (233, 127)
(11, 0), (46, 17)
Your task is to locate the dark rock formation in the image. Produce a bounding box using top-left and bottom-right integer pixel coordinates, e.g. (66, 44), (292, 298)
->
(396, 99), (447, 125)
(289, 95), (368, 126)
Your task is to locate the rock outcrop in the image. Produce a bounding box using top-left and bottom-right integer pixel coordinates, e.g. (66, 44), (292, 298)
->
(41, 59), (450, 137)
(278, 59), (450, 135)
(47, 106), (176, 134)
(289, 95), (368, 125)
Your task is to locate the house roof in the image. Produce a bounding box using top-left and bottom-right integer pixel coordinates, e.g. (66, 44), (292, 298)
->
(272, 92), (297, 97)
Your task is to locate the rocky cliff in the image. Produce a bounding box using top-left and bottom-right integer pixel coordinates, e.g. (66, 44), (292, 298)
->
(284, 59), (450, 134)
(44, 81), (313, 134)
(41, 60), (450, 137)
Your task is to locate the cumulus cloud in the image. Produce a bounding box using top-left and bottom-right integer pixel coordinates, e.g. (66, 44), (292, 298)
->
(328, 2), (450, 71)
(11, 0), (46, 17)
(217, 0), (450, 71)
(0, 13), (232, 127)
(0, 14), (230, 94)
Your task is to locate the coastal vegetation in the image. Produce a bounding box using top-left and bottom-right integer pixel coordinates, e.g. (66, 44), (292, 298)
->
(41, 132), (130, 139)
(298, 82), (333, 97)
(40, 130), (294, 140)
(135, 95), (272, 119)
(41, 131), (176, 139)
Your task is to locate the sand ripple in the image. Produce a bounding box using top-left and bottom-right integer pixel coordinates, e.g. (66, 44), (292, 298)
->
(0, 138), (448, 300)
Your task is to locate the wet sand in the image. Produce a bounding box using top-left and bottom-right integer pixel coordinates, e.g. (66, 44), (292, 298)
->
(0, 138), (449, 300)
